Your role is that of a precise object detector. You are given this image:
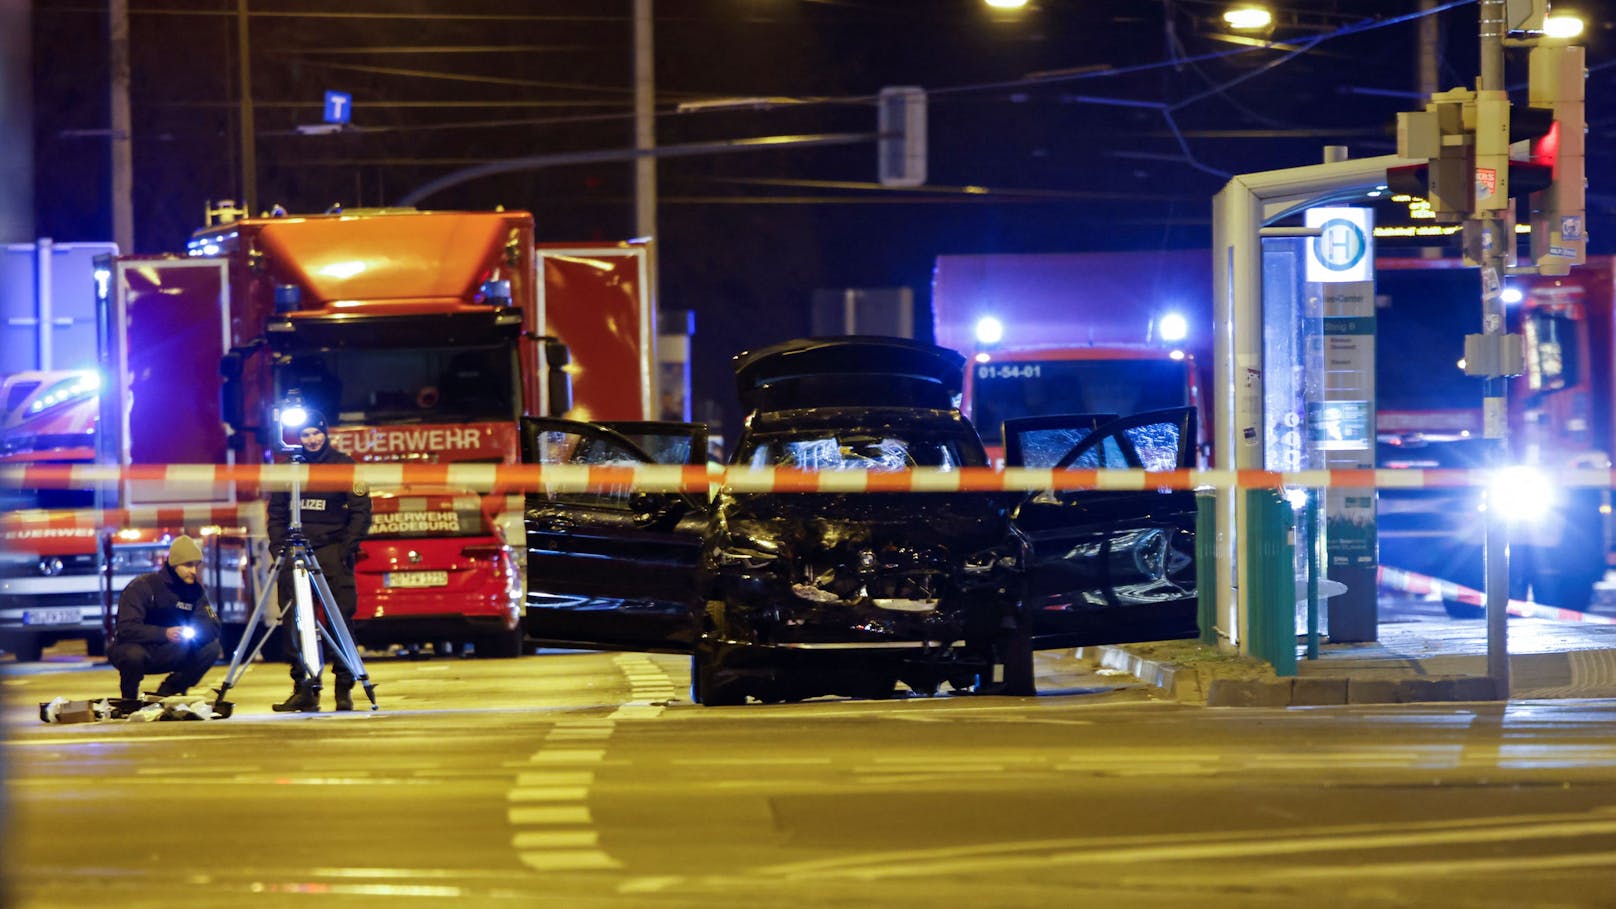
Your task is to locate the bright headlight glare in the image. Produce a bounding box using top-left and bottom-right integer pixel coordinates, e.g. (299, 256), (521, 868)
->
(1158, 312), (1189, 343)
(1488, 467), (1556, 523)
(280, 405), (309, 428)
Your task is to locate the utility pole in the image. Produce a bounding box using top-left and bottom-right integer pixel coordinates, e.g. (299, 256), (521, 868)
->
(634, 0), (656, 243)
(238, 0), (257, 216)
(109, 0), (132, 251)
(633, 0), (662, 416)
(1474, 0), (1511, 693)
(1417, 0), (1442, 260)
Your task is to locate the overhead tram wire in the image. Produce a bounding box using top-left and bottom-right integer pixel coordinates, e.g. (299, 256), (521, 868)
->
(248, 1), (1482, 196)
(244, 0), (1476, 141)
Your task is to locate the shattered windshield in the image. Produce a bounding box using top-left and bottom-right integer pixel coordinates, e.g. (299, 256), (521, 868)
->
(1016, 427), (1099, 469)
(742, 430), (979, 471)
(1123, 422), (1183, 471)
(1021, 419), (1183, 470)
(276, 343), (518, 425)
(972, 359), (1191, 445)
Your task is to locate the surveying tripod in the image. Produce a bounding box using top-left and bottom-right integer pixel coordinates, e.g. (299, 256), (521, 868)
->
(213, 459), (378, 712)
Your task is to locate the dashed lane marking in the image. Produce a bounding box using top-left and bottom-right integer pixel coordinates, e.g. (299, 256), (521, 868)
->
(506, 653), (680, 872)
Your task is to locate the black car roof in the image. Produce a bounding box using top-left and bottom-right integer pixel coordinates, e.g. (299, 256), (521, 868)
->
(732, 337), (965, 414)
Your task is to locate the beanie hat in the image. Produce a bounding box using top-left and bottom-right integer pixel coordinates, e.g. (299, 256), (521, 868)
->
(304, 411), (329, 435)
(168, 535), (204, 566)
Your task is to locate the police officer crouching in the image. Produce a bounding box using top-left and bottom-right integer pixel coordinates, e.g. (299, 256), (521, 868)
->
(108, 535), (223, 701)
(266, 411), (371, 712)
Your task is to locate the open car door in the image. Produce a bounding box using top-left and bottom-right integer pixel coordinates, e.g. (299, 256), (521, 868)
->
(520, 418), (709, 653)
(1006, 407), (1201, 650)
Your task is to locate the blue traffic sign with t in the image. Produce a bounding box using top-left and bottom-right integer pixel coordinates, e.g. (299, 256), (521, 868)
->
(324, 91), (353, 124)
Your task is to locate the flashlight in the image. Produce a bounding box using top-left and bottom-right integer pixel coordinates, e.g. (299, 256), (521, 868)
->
(179, 625), (197, 642)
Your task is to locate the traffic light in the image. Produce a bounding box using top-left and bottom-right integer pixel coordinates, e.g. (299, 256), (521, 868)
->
(877, 86), (927, 188)
(1504, 0), (1548, 32)
(1391, 88), (1476, 220)
(1526, 43), (1586, 275)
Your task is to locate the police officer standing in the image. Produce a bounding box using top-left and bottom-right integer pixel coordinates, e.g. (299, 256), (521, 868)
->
(266, 411), (371, 712)
(108, 535), (223, 701)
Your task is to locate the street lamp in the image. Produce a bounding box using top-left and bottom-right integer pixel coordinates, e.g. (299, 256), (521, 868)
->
(984, 0), (1029, 9)
(1223, 5), (1273, 32)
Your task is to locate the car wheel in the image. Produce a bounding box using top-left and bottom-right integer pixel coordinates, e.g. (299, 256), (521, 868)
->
(692, 638), (747, 706)
(85, 633), (108, 658)
(976, 627), (1035, 696)
(900, 673), (941, 697)
(851, 672), (899, 700)
(1000, 629), (1036, 697)
(475, 628), (524, 659)
(7, 637), (45, 663)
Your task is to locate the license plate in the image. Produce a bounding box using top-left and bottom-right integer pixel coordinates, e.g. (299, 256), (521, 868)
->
(385, 571), (448, 589)
(23, 608), (83, 626)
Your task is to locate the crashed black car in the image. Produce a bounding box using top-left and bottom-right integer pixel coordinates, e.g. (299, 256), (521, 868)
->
(520, 337), (1200, 705)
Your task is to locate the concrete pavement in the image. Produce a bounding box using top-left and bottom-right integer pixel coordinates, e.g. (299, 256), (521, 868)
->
(1079, 609), (1616, 706)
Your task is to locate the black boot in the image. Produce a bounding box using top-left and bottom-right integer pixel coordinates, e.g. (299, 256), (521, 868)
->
(272, 680), (319, 712)
(154, 676), (187, 698)
(119, 671), (143, 700)
(334, 679), (355, 712)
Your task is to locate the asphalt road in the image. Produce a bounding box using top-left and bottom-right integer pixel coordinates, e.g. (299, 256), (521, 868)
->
(5, 646), (1616, 908)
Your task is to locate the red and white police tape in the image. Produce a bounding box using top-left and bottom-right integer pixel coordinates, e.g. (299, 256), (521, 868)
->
(0, 503), (267, 535)
(5, 463), (1616, 495)
(0, 493), (528, 534)
(1377, 565), (1616, 625)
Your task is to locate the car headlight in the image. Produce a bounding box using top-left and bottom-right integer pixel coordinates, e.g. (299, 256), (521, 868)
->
(110, 547), (165, 572)
(1487, 466), (1556, 524)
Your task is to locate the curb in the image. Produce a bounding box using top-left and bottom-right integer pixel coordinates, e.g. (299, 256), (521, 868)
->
(1076, 645), (1213, 703)
(1200, 674), (1501, 707)
(1077, 645), (1504, 706)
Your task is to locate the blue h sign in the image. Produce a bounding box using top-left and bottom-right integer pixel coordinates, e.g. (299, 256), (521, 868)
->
(324, 91), (353, 125)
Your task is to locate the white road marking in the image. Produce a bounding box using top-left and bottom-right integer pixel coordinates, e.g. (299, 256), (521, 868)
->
(506, 654), (678, 873)
(529, 748), (606, 764)
(509, 786), (591, 802)
(513, 830), (599, 849)
(756, 811), (1616, 882)
(507, 805), (592, 825)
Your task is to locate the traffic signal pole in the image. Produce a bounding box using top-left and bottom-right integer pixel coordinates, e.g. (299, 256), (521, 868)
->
(1475, 0), (1511, 693)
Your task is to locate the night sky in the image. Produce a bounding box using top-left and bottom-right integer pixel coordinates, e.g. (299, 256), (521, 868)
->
(28, 0), (1614, 445)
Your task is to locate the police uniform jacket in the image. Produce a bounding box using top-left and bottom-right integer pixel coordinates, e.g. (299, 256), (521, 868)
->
(267, 442), (373, 550)
(114, 564), (222, 646)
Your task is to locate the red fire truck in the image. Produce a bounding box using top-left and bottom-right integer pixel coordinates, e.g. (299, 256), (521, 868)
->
(0, 368), (217, 661)
(932, 250), (1214, 465)
(90, 205), (654, 658)
(2, 370), (110, 660)
(932, 249), (1615, 615)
